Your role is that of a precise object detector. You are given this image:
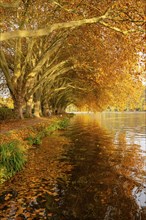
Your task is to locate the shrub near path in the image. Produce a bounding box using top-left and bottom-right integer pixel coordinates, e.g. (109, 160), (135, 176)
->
(0, 117), (56, 134)
(0, 131), (72, 219)
(0, 115), (71, 183)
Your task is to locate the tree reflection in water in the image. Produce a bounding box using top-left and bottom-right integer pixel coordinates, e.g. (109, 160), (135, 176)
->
(55, 114), (146, 220)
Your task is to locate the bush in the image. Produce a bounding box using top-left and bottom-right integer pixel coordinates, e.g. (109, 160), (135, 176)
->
(68, 113), (75, 117)
(25, 136), (42, 146)
(0, 141), (27, 181)
(57, 118), (70, 129)
(46, 118), (70, 133)
(0, 165), (7, 184)
(0, 107), (16, 120)
(47, 123), (60, 133)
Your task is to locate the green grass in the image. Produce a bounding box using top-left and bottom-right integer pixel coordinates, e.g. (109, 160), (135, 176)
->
(47, 122), (60, 132)
(0, 107), (16, 120)
(25, 136), (42, 146)
(0, 141), (27, 182)
(25, 118), (70, 146)
(57, 117), (70, 129)
(45, 117), (70, 133)
(25, 118), (70, 148)
(0, 117), (71, 183)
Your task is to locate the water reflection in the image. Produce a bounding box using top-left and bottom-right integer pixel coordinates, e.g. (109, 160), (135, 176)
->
(55, 113), (146, 220)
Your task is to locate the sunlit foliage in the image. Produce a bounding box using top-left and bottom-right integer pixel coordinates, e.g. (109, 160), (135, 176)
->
(0, 0), (145, 117)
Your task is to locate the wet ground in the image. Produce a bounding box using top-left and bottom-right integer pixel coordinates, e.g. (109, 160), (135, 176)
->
(0, 132), (72, 219)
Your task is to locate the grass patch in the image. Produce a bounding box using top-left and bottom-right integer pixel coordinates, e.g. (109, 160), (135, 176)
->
(25, 117), (70, 147)
(0, 141), (27, 183)
(0, 116), (71, 183)
(25, 136), (42, 146)
(57, 117), (70, 129)
(0, 107), (16, 120)
(45, 117), (70, 133)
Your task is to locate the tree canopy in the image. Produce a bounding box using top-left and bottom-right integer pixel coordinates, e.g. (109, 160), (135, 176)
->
(0, 0), (145, 118)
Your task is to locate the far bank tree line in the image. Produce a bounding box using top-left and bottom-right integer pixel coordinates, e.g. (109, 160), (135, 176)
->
(0, 0), (145, 118)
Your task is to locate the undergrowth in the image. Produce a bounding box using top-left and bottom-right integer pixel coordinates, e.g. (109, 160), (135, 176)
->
(0, 141), (27, 183)
(0, 116), (71, 183)
(0, 107), (16, 120)
(25, 117), (70, 146)
(57, 117), (70, 129)
(25, 136), (42, 146)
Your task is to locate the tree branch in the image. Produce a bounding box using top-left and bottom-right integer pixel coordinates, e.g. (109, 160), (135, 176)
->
(98, 20), (136, 34)
(0, 50), (15, 94)
(27, 61), (70, 98)
(0, 0), (21, 8)
(0, 15), (106, 41)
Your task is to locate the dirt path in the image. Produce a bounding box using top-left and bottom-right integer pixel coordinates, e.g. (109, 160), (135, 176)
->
(0, 115), (72, 219)
(0, 117), (57, 134)
(0, 131), (72, 219)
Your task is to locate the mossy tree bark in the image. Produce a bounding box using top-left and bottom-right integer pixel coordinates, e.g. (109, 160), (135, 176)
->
(25, 96), (34, 118)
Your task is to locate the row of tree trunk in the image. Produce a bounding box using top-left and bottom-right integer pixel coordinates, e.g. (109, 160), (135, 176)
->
(13, 92), (66, 119)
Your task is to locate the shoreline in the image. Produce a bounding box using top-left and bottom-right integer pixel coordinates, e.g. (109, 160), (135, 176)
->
(0, 115), (71, 183)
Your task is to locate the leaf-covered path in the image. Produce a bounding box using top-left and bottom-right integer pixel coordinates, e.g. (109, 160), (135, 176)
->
(0, 131), (72, 219)
(0, 117), (57, 134)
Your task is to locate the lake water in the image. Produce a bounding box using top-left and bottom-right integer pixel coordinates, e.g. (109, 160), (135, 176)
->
(59, 112), (146, 220)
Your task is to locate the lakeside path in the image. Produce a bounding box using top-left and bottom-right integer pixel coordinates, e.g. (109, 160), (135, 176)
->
(0, 117), (58, 134)
(0, 116), (72, 219)
(0, 132), (71, 219)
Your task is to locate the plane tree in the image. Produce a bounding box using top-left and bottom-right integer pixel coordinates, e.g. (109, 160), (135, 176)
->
(0, 30), (72, 118)
(0, 0), (145, 116)
(0, 0), (145, 41)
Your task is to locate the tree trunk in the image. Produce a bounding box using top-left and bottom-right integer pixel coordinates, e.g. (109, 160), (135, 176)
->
(58, 106), (66, 114)
(25, 96), (33, 118)
(13, 98), (24, 119)
(33, 100), (41, 117)
(42, 100), (51, 117)
(57, 106), (61, 114)
(60, 107), (66, 114)
(33, 88), (42, 117)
